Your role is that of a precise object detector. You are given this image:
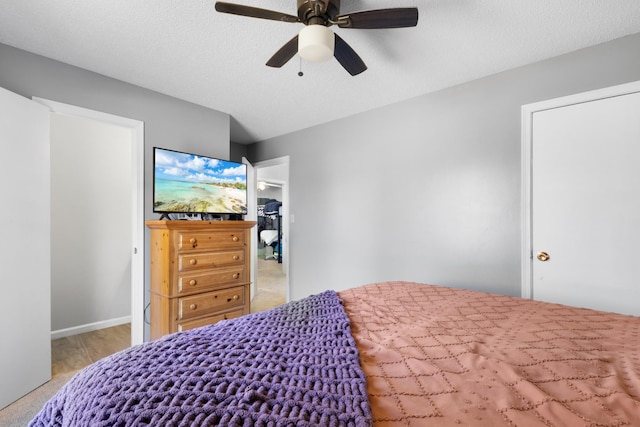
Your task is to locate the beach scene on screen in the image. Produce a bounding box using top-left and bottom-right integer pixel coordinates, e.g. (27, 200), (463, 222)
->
(154, 149), (247, 214)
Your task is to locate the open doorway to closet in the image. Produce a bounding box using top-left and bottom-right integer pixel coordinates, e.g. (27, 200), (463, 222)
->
(36, 98), (145, 347)
(252, 158), (289, 312)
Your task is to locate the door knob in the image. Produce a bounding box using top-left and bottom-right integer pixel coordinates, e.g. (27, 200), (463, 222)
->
(537, 251), (550, 262)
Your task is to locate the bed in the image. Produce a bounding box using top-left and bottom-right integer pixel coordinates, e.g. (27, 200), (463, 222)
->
(260, 229), (279, 246)
(30, 281), (640, 426)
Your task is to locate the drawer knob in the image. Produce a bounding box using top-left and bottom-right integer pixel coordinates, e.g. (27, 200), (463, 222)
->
(233, 294), (239, 300)
(233, 273), (239, 279)
(189, 259), (197, 265)
(233, 255), (240, 261)
(189, 237), (197, 245)
(189, 279), (197, 286)
(232, 235), (239, 242)
(189, 303), (197, 310)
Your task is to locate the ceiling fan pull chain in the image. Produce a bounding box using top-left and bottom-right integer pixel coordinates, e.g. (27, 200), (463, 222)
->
(298, 56), (304, 77)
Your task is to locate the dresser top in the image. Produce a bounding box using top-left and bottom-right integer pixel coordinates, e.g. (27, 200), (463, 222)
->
(146, 220), (256, 230)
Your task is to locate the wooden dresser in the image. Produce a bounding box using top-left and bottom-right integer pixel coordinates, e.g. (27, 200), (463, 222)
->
(146, 220), (256, 340)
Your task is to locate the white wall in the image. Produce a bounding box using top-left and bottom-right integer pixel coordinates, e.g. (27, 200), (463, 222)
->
(50, 113), (132, 332)
(249, 32), (640, 301)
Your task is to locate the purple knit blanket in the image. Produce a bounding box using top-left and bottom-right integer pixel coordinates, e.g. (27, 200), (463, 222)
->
(29, 291), (372, 426)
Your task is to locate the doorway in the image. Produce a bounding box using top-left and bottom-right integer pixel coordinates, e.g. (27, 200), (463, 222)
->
(34, 98), (144, 345)
(253, 157), (289, 310)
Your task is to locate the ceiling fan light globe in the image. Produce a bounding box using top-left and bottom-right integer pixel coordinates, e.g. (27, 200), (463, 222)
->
(298, 25), (334, 62)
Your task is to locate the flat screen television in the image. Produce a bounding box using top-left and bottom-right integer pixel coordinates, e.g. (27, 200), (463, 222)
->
(153, 147), (247, 216)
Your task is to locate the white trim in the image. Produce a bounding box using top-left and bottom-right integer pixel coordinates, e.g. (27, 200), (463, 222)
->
(51, 316), (132, 340)
(32, 98), (145, 346)
(520, 104), (534, 299)
(520, 80), (640, 299)
(130, 120), (144, 346)
(242, 157), (257, 300)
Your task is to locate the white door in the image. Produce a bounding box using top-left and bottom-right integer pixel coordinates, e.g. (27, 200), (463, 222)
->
(527, 87), (640, 316)
(0, 87), (51, 409)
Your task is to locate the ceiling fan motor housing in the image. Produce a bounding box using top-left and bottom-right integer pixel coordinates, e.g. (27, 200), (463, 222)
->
(297, 0), (340, 24)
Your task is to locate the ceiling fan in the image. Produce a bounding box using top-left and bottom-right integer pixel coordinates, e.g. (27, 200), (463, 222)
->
(215, 0), (418, 76)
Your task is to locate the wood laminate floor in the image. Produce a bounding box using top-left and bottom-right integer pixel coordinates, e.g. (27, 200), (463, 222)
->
(252, 258), (287, 312)
(51, 323), (131, 377)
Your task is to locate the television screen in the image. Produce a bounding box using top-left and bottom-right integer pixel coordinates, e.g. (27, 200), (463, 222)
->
(153, 147), (247, 215)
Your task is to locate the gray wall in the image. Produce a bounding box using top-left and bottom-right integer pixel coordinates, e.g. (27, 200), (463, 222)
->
(230, 141), (248, 163)
(0, 43), (230, 335)
(249, 32), (640, 301)
(257, 187), (283, 202)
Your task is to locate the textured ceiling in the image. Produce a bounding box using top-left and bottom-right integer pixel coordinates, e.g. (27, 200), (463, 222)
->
(1, 1), (640, 144)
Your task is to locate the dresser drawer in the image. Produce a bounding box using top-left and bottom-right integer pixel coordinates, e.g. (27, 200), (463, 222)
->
(177, 308), (245, 332)
(177, 268), (244, 294)
(178, 249), (245, 272)
(178, 231), (245, 251)
(178, 286), (245, 320)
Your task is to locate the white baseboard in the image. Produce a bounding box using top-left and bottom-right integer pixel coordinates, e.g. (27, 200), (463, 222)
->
(50, 316), (131, 340)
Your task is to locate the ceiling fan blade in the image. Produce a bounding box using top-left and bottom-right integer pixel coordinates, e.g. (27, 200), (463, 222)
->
(266, 35), (299, 68)
(336, 8), (418, 29)
(333, 33), (367, 76)
(215, 2), (299, 23)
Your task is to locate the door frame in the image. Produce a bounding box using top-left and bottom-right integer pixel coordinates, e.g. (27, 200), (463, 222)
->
(33, 98), (145, 346)
(253, 156), (290, 303)
(242, 157), (257, 299)
(520, 80), (640, 299)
